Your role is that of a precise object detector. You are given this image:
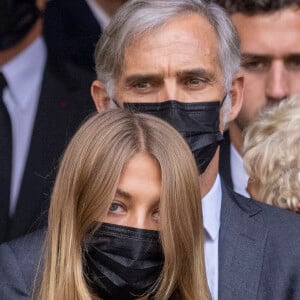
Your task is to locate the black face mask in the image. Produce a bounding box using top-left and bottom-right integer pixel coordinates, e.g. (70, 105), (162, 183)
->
(0, 0), (40, 50)
(84, 223), (164, 300)
(121, 98), (225, 174)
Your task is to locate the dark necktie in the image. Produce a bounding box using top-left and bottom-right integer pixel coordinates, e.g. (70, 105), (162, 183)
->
(0, 72), (12, 243)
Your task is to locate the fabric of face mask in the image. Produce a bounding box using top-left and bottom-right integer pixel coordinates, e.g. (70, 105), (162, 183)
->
(84, 223), (164, 300)
(122, 99), (225, 173)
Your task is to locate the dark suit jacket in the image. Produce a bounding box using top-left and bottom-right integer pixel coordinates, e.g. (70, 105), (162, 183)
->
(219, 130), (234, 189)
(0, 229), (45, 299)
(43, 0), (102, 72)
(0, 184), (299, 299)
(0, 55), (95, 243)
(219, 184), (300, 299)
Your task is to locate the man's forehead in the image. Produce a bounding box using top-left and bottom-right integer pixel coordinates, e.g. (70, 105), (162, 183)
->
(124, 12), (217, 51)
(231, 7), (300, 32)
(120, 13), (220, 74)
(232, 9), (300, 53)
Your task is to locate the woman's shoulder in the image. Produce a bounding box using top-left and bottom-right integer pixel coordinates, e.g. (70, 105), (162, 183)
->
(0, 229), (46, 299)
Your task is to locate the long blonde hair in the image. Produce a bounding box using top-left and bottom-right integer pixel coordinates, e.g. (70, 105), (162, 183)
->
(38, 109), (209, 299)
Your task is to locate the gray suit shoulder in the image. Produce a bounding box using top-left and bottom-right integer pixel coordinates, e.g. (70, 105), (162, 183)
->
(233, 188), (300, 251)
(239, 191), (299, 247)
(221, 184), (300, 299)
(0, 229), (46, 300)
(257, 200), (300, 257)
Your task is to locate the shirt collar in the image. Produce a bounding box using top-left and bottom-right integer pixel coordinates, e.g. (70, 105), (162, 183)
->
(1, 37), (46, 110)
(202, 174), (222, 240)
(230, 143), (250, 198)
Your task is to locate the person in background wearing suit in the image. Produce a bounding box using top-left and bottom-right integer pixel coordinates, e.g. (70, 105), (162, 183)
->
(243, 95), (300, 214)
(43, 0), (128, 72)
(0, 0), (94, 244)
(91, 0), (300, 299)
(0, 110), (210, 300)
(215, 0), (300, 196)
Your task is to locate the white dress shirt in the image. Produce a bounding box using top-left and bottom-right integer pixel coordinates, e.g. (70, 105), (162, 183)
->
(202, 174), (222, 300)
(0, 37), (46, 216)
(230, 143), (250, 198)
(85, 0), (110, 29)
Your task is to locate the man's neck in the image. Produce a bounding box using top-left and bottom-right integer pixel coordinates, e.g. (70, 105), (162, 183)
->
(228, 121), (244, 155)
(0, 19), (42, 66)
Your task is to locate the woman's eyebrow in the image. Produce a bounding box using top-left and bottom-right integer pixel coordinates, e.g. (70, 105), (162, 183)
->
(115, 188), (132, 200)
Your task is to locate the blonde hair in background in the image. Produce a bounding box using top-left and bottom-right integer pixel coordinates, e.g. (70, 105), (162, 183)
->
(38, 109), (210, 300)
(243, 95), (300, 213)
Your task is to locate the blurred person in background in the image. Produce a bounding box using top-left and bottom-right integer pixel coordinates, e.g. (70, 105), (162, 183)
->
(0, 0), (94, 243)
(43, 0), (128, 72)
(243, 95), (300, 214)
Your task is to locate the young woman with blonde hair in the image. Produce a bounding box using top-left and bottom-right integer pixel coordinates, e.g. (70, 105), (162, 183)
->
(0, 109), (210, 300)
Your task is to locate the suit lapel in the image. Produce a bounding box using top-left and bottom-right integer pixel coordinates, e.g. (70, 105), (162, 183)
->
(218, 184), (268, 299)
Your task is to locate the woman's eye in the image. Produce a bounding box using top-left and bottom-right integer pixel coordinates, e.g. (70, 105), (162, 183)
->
(108, 202), (124, 213)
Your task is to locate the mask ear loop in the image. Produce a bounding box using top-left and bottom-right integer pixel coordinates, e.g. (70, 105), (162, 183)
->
(219, 94), (227, 108)
(112, 99), (121, 108)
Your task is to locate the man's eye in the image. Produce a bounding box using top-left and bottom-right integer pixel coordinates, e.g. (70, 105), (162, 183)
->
(286, 57), (300, 70)
(134, 82), (151, 89)
(188, 78), (202, 85)
(183, 78), (206, 89)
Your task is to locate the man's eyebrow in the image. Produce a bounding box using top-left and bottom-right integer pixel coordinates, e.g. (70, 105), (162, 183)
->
(242, 53), (300, 59)
(125, 74), (163, 85)
(285, 54), (300, 61)
(241, 53), (300, 66)
(241, 53), (272, 62)
(115, 188), (131, 200)
(176, 68), (215, 80)
(124, 68), (216, 84)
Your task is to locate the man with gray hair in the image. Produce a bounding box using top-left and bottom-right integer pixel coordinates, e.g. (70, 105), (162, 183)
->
(91, 0), (300, 298)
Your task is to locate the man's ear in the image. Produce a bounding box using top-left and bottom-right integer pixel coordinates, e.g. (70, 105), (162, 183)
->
(91, 80), (110, 111)
(229, 73), (244, 121)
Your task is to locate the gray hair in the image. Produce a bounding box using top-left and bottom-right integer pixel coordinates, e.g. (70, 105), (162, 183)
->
(95, 0), (240, 97)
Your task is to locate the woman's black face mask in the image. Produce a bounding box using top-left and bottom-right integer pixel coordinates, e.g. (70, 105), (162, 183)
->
(116, 98), (225, 174)
(84, 223), (164, 300)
